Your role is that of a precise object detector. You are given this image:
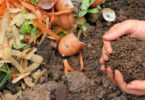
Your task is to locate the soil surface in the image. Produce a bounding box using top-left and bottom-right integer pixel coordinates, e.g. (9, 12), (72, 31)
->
(106, 36), (145, 83)
(5, 0), (145, 100)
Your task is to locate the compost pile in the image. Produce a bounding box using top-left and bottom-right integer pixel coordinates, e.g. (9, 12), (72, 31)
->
(106, 36), (145, 83)
(0, 0), (145, 100)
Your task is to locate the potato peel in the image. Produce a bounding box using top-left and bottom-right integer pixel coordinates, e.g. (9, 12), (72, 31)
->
(24, 76), (35, 88)
(10, 57), (25, 73)
(34, 69), (47, 84)
(12, 72), (30, 84)
(24, 63), (41, 72)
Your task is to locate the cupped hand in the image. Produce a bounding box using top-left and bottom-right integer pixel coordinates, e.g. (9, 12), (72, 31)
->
(100, 66), (145, 95)
(100, 20), (145, 95)
(100, 20), (145, 64)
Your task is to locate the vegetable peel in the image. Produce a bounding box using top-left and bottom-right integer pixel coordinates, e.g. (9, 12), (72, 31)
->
(63, 53), (84, 74)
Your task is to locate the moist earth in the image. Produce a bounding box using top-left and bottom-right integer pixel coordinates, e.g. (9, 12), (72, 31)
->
(106, 36), (145, 83)
(5, 0), (145, 100)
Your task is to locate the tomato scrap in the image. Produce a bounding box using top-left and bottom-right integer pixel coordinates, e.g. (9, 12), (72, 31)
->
(91, 0), (104, 8)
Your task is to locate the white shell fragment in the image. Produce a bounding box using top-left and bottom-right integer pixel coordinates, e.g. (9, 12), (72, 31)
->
(102, 8), (116, 22)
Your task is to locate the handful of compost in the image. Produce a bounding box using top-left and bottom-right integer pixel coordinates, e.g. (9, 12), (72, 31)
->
(100, 20), (145, 96)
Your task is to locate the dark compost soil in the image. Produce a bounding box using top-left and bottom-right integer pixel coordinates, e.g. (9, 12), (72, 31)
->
(5, 0), (145, 100)
(106, 36), (145, 83)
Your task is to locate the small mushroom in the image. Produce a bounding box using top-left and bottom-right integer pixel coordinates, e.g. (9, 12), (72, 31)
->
(58, 33), (85, 57)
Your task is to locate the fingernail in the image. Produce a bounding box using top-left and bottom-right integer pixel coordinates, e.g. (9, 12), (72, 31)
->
(103, 34), (110, 40)
(103, 34), (108, 39)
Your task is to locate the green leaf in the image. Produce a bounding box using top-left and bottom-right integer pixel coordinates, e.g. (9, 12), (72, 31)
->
(90, 0), (96, 5)
(82, 23), (90, 31)
(79, 10), (88, 17)
(23, 45), (31, 50)
(22, 10), (27, 14)
(79, 0), (101, 17)
(0, 64), (11, 88)
(31, 0), (40, 5)
(80, 0), (90, 10)
(13, 43), (31, 50)
(97, 5), (102, 10)
(57, 31), (66, 37)
(20, 20), (39, 38)
(88, 6), (102, 13)
(20, 20), (32, 34)
(87, 8), (100, 13)
(31, 0), (36, 5)
(17, 90), (23, 100)
(31, 27), (40, 38)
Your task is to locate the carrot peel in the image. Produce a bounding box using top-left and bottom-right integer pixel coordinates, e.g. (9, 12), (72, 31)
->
(63, 53), (84, 74)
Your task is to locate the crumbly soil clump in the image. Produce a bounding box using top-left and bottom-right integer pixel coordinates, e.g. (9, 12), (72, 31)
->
(106, 36), (145, 83)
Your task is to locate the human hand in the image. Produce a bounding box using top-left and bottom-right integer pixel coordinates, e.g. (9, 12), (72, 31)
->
(100, 20), (145, 95)
(100, 66), (145, 95)
(100, 20), (145, 64)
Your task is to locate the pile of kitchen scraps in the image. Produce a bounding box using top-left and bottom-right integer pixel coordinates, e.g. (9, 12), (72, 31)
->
(0, 0), (67, 90)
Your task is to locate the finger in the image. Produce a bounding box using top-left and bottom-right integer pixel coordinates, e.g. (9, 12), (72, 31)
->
(127, 80), (145, 91)
(115, 70), (145, 95)
(124, 89), (145, 96)
(106, 67), (116, 85)
(103, 20), (133, 41)
(99, 57), (105, 64)
(103, 40), (113, 54)
(114, 70), (127, 91)
(102, 50), (109, 61)
(102, 54), (109, 61)
(100, 65), (106, 73)
(102, 47), (109, 56)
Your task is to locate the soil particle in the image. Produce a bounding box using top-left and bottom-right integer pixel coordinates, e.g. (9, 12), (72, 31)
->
(42, 81), (58, 93)
(39, 76), (46, 84)
(106, 36), (145, 83)
(111, 97), (121, 100)
(87, 12), (102, 24)
(64, 72), (90, 93)
(23, 84), (51, 100)
(55, 85), (67, 100)
(6, 81), (21, 93)
(86, 25), (96, 35)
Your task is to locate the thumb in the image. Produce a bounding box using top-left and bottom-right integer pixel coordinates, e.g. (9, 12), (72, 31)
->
(115, 70), (127, 91)
(103, 20), (134, 41)
(127, 80), (145, 91)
